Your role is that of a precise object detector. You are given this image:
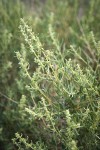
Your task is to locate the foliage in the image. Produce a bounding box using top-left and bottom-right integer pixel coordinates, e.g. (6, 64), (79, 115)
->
(0, 0), (27, 149)
(14, 16), (100, 150)
(0, 0), (100, 150)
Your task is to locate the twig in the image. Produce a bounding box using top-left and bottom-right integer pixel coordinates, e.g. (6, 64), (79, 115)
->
(0, 91), (18, 104)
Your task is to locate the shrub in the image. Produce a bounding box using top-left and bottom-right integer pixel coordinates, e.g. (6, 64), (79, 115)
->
(13, 17), (100, 149)
(0, 0), (27, 149)
(0, 0), (100, 149)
